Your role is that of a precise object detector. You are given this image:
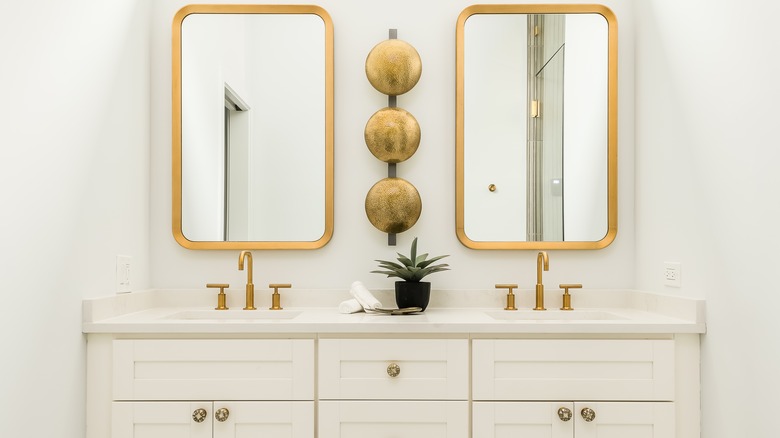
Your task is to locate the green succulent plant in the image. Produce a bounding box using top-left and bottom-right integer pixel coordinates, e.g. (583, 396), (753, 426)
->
(371, 237), (450, 282)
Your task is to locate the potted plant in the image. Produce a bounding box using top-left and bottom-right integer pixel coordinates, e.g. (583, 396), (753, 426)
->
(371, 237), (450, 311)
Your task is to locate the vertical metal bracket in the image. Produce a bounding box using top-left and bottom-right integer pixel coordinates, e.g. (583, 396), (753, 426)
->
(387, 28), (399, 246)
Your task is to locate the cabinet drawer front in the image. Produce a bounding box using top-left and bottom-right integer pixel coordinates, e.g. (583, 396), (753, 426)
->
(473, 339), (674, 401)
(319, 401), (468, 438)
(319, 339), (468, 400)
(113, 339), (314, 401)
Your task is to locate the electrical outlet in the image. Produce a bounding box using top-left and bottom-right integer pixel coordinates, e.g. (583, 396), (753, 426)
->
(664, 262), (681, 288)
(116, 255), (132, 294)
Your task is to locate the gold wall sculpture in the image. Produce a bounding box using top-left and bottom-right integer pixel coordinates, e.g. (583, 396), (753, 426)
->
(364, 31), (423, 242)
(365, 39), (422, 96)
(365, 178), (422, 233)
(364, 107), (421, 163)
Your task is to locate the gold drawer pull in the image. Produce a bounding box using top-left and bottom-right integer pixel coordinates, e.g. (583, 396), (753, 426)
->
(215, 407), (230, 422)
(387, 362), (401, 378)
(192, 408), (207, 423)
(557, 407), (572, 422)
(581, 407), (596, 422)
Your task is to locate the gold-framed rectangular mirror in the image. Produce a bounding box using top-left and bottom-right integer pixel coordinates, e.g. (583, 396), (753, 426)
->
(172, 4), (333, 250)
(456, 4), (617, 249)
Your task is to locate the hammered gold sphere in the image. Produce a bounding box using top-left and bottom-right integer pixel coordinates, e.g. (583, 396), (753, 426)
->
(364, 107), (421, 163)
(365, 39), (422, 96)
(365, 178), (422, 233)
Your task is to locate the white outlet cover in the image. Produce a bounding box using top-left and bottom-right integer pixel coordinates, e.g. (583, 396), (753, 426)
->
(116, 255), (132, 294)
(664, 262), (681, 288)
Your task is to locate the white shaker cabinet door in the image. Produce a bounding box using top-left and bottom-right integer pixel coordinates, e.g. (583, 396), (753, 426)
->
(112, 402), (212, 438)
(574, 402), (675, 438)
(319, 401), (468, 438)
(473, 402), (573, 438)
(212, 402), (313, 438)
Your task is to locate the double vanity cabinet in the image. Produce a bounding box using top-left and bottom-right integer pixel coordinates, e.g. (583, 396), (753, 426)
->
(84, 290), (704, 438)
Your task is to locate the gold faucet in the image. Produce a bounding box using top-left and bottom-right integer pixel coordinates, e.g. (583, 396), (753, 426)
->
(238, 251), (256, 310)
(534, 251), (549, 310)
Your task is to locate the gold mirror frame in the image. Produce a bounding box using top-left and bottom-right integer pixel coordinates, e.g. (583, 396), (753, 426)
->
(172, 5), (334, 250)
(455, 4), (617, 250)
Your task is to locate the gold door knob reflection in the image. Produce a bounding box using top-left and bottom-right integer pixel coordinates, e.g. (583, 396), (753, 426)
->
(192, 408), (207, 423)
(215, 407), (230, 422)
(387, 362), (401, 377)
(581, 407), (596, 422)
(557, 407), (572, 422)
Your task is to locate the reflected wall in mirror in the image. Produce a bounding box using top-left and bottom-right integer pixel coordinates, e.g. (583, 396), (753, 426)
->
(456, 4), (617, 250)
(172, 5), (333, 249)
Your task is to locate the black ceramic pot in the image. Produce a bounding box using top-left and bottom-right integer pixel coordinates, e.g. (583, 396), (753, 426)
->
(394, 281), (431, 311)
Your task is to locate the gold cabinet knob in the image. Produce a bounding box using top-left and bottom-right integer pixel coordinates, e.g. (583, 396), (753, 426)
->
(192, 408), (207, 423)
(387, 362), (401, 378)
(581, 407), (596, 422)
(488, 184), (496, 192)
(215, 407), (230, 422)
(557, 407), (572, 422)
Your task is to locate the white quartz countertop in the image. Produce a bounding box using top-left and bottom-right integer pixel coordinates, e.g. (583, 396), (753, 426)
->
(82, 289), (706, 335)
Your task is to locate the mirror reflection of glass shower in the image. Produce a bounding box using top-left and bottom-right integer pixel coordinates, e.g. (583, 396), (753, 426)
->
(527, 14), (565, 241)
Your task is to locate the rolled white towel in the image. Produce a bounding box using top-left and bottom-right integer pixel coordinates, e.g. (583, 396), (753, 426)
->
(350, 281), (382, 310)
(338, 298), (364, 314)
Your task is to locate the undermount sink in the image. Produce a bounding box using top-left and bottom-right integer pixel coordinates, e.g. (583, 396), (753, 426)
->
(164, 309), (302, 321)
(485, 310), (627, 321)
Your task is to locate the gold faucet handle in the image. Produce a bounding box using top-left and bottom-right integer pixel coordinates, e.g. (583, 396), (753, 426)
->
(207, 283), (230, 310)
(268, 284), (291, 310)
(496, 284), (518, 311)
(559, 284), (582, 311)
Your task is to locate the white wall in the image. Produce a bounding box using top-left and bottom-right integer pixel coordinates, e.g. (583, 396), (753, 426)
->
(151, 0), (636, 296)
(0, 0), (151, 437)
(634, 0), (780, 436)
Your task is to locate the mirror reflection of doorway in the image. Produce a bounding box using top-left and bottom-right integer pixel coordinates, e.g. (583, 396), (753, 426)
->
(224, 83), (251, 241)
